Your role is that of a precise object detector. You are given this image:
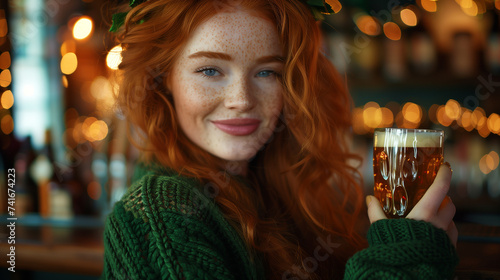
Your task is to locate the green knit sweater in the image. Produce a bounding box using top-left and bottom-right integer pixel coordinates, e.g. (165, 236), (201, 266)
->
(102, 167), (458, 279)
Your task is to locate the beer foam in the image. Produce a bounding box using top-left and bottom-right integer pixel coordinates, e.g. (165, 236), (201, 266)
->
(374, 129), (443, 148)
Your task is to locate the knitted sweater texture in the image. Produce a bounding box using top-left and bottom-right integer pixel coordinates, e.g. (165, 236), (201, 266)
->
(102, 167), (458, 279)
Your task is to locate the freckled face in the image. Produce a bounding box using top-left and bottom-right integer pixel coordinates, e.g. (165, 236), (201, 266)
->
(168, 10), (284, 162)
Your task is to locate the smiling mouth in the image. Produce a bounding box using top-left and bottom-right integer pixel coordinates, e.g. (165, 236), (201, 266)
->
(211, 118), (261, 136)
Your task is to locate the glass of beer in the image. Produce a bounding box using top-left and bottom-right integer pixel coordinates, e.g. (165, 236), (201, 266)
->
(373, 128), (444, 218)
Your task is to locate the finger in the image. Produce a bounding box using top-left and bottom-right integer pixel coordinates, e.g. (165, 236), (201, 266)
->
(447, 221), (458, 248)
(434, 196), (456, 230)
(366, 195), (387, 224)
(438, 195), (451, 211)
(413, 164), (452, 216)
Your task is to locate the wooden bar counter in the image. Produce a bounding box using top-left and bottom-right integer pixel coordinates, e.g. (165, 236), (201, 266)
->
(0, 215), (104, 276)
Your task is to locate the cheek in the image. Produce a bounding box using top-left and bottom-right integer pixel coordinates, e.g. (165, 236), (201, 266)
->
(261, 86), (284, 119)
(172, 77), (221, 118)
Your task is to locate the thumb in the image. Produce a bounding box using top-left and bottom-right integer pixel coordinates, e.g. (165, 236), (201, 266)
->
(366, 195), (387, 224)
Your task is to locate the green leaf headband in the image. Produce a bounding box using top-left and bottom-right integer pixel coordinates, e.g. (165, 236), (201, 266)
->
(109, 0), (341, 32)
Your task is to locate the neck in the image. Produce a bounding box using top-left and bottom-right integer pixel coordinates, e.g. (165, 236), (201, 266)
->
(222, 160), (249, 177)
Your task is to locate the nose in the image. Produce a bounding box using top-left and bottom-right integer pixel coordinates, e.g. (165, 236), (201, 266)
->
(223, 76), (256, 112)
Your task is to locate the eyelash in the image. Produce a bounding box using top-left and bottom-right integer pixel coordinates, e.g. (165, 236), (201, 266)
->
(195, 66), (221, 79)
(257, 70), (278, 78)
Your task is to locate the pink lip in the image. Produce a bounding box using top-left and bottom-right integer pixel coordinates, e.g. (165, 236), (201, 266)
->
(212, 118), (261, 136)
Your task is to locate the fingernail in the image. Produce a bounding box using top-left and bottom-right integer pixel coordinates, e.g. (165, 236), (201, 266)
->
(366, 196), (372, 207)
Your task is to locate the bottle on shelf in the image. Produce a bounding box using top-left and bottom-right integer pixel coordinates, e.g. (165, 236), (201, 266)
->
(30, 129), (74, 220)
(13, 136), (38, 216)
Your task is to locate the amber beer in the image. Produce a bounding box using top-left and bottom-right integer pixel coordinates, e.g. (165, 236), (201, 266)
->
(373, 128), (444, 218)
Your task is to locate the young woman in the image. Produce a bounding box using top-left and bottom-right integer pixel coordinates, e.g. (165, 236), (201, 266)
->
(102, 0), (458, 279)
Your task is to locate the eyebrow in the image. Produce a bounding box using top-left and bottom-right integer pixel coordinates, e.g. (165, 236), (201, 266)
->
(188, 51), (284, 64)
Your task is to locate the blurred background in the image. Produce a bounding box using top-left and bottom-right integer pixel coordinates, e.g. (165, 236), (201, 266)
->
(0, 0), (498, 279)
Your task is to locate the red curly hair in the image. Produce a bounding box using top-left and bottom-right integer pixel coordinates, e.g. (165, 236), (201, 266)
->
(112, 0), (366, 278)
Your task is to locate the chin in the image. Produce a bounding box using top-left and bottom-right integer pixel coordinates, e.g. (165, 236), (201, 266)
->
(218, 147), (259, 162)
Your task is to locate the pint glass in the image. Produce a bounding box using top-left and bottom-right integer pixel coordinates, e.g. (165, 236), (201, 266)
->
(373, 128), (444, 218)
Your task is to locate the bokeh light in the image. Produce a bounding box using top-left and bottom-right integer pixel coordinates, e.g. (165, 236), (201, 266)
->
(487, 113), (500, 134)
(383, 22), (402, 41)
(355, 15), (381, 36)
(474, 108), (490, 138)
(61, 52), (78, 75)
(419, 0), (437, 12)
(106, 45), (123, 70)
(73, 17), (93, 40)
(479, 151), (499, 175)
(461, 109), (474, 132)
(1, 114), (13, 134)
(326, 0), (342, 13)
(444, 99), (461, 120)
(0, 18), (7, 37)
(0, 69), (11, 87)
(82, 116), (98, 140)
(89, 120), (108, 141)
(471, 107), (486, 129)
(400, 8), (418, 26)
(90, 76), (113, 100)
(352, 107), (367, 135)
(380, 107), (394, 128)
(488, 151), (500, 170)
(437, 105), (453, 127)
(401, 102), (422, 128)
(61, 40), (76, 56)
(1, 89), (14, 109)
(479, 155), (490, 174)
(87, 181), (102, 200)
(457, 0), (473, 9)
(62, 75), (69, 88)
(0, 51), (10, 69)
(363, 102), (382, 129)
(458, 0), (479, 16)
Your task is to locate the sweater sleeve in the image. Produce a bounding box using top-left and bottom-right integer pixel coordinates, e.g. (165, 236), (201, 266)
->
(101, 174), (257, 280)
(344, 219), (459, 280)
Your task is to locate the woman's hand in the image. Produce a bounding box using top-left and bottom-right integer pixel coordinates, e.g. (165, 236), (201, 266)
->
(366, 164), (458, 247)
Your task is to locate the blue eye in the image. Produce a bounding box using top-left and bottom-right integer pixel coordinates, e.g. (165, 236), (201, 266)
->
(256, 70), (274, 77)
(196, 67), (221, 78)
(203, 69), (219, 76)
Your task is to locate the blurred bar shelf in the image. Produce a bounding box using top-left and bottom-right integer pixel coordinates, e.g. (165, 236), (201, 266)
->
(0, 214), (104, 276)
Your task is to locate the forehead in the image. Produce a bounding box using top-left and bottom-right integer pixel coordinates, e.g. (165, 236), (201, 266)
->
(182, 10), (282, 58)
